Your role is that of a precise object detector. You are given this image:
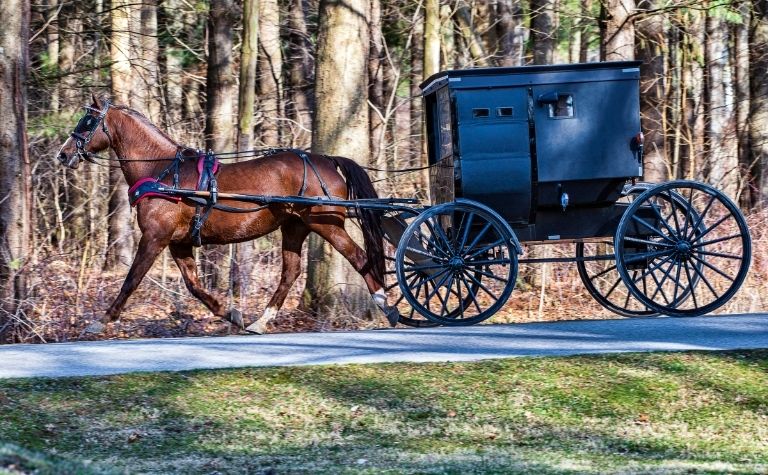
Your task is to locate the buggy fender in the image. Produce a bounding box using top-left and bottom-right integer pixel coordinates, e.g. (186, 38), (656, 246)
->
(454, 198), (523, 255)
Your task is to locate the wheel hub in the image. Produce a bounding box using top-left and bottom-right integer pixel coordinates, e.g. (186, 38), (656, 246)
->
(674, 240), (693, 260)
(448, 256), (465, 271)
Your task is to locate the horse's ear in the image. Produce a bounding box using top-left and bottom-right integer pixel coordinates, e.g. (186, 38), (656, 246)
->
(91, 92), (102, 109)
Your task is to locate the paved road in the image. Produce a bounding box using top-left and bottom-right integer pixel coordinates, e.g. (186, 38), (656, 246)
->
(1, 313), (766, 379)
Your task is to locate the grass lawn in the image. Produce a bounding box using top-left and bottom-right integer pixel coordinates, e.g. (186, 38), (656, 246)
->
(1, 350), (767, 474)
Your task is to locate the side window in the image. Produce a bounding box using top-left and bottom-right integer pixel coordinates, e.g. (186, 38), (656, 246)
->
(547, 94), (574, 118)
(437, 88), (453, 159)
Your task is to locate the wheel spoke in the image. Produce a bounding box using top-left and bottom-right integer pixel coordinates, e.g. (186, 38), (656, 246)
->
(426, 218), (454, 255)
(458, 211), (475, 252)
(465, 221), (493, 253)
(688, 258), (720, 300)
(589, 263), (618, 281)
(462, 270), (499, 302)
(403, 262), (455, 272)
(649, 200), (680, 239)
(623, 236), (675, 248)
(465, 239), (506, 260)
(680, 261), (699, 309)
(630, 214), (676, 243)
(690, 254), (735, 282)
(603, 276), (623, 300)
(464, 258), (513, 267)
(403, 245), (446, 261)
(686, 192), (716, 241)
(623, 248), (673, 265)
(692, 233), (743, 248)
(468, 266), (509, 283)
(692, 213), (730, 244)
(695, 250), (743, 260)
(459, 272), (483, 313)
(665, 191), (683, 234)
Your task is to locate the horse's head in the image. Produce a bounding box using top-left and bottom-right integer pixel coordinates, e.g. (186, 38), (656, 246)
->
(57, 93), (113, 169)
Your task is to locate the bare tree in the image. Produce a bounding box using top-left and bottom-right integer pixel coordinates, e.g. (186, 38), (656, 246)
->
(304, 0), (373, 318)
(106, 0), (135, 270)
(750, 0), (768, 206)
(257, 0), (283, 146)
(530, 0), (556, 64)
(601, 0), (635, 60)
(0, 0), (32, 342)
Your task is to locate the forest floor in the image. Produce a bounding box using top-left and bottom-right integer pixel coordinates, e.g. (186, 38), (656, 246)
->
(1, 350), (767, 474)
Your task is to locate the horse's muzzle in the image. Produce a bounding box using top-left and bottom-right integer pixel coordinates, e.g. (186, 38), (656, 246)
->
(58, 151), (81, 169)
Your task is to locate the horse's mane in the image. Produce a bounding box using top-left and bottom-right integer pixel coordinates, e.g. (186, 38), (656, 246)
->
(112, 104), (181, 147)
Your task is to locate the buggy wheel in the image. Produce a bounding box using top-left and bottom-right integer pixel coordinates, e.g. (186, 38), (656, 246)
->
(383, 215), (439, 328)
(395, 200), (518, 326)
(576, 183), (658, 317)
(615, 181), (751, 317)
(576, 240), (659, 317)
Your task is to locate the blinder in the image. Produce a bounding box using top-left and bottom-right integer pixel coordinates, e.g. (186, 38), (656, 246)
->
(70, 101), (111, 160)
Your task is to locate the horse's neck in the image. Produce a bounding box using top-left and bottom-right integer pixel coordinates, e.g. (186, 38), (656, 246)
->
(108, 110), (179, 186)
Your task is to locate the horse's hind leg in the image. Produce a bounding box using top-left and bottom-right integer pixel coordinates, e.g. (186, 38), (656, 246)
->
(105, 234), (168, 323)
(246, 222), (310, 334)
(306, 221), (399, 326)
(168, 243), (242, 327)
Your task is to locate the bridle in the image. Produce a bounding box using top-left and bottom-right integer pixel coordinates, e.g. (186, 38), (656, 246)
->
(70, 100), (112, 162)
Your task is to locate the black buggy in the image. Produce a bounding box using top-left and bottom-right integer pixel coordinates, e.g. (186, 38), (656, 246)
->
(384, 61), (752, 327)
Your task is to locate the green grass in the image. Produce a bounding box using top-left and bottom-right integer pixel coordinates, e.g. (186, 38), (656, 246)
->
(1, 350), (767, 474)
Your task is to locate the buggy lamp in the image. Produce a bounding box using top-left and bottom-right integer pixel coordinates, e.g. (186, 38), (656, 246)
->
(560, 192), (569, 211)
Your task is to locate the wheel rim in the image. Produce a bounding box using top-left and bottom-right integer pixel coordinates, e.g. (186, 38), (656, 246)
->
(615, 181), (751, 317)
(383, 219), (440, 328)
(576, 240), (658, 317)
(576, 184), (658, 317)
(395, 202), (517, 325)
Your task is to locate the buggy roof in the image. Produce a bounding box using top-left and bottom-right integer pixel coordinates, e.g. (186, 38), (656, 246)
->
(420, 60), (643, 96)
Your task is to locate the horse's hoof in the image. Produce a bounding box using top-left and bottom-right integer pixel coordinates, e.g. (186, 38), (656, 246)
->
(384, 306), (400, 327)
(245, 320), (267, 335)
(84, 321), (106, 334)
(224, 309), (245, 328)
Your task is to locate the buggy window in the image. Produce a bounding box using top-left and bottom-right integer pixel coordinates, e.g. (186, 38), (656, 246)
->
(547, 94), (574, 118)
(437, 88), (453, 159)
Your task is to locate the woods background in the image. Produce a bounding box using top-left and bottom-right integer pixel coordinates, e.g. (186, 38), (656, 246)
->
(0, 0), (766, 343)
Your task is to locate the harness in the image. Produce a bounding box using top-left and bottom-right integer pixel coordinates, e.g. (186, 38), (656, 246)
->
(127, 148), (332, 247)
(71, 100), (111, 162)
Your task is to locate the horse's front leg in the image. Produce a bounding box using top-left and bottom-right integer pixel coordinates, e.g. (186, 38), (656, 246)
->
(168, 243), (243, 328)
(105, 234), (169, 322)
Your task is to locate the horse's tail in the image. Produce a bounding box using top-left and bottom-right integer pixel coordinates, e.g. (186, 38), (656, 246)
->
(329, 155), (385, 285)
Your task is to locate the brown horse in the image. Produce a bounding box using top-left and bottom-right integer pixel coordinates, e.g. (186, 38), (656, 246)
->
(56, 94), (397, 334)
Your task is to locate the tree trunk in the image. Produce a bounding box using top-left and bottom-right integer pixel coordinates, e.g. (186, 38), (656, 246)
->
(232, 0), (259, 300)
(580, 0), (593, 62)
(106, 0), (135, 270)
(424, 0), (441, 75)
(304, 0), (372, 319)
(440, 3), (456, 68)
(162, 0), (184, 135)
(203, 0), (236, 290)
(287, 0), (313, 149)
(46, 0), (60, 113)
(257, 0), (282, 146)
(733, 0), (751, 207)
(530, 0), (556, 64)
(704, 5), (738, 198)
(455, 1), (490, 66)
(411, 7), (425, 168)
(369, 0), (385, 169)
(496, 0), (525, 66)
(0, 0), (32, 342)
(138, 0), (161, 123)
(601, 0), (635, 60)
(636, 0), (666, 183)
(750, 0), (768, 206)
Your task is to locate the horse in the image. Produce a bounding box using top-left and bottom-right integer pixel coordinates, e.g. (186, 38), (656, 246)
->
(55, 94), (398, 334)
